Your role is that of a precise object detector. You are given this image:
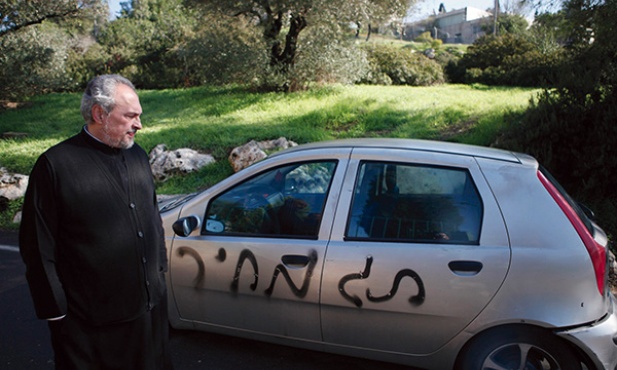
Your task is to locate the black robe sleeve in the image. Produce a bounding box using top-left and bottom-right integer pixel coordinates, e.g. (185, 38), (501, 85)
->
(19, 155), (68, 319)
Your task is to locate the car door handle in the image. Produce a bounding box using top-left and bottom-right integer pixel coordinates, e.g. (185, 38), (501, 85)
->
(448, 261), (483, 276)
(281, 254), (310, 268)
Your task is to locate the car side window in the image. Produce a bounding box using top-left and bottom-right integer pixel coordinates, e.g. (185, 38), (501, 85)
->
(346, 161), (483, 244)
(204, 161), (337, 238)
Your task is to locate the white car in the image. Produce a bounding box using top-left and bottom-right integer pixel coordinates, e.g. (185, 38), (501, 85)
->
(160, 138), (617, 369)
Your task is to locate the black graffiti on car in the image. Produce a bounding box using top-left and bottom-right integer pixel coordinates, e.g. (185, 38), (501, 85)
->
(231, 249), (259, 292)
(338, 255), (426, 308)
(338, 255), (374, 308)
(176, 246), (206, 289)
(175, 247), (425, 307)
(216, 248), (226, 262)
(174, 246), (317, 298)
(366, 269), (425, 306)
(264, 249), (318, 298)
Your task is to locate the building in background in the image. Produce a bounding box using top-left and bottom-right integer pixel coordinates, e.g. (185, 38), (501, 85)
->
(404, 5), (492, 44)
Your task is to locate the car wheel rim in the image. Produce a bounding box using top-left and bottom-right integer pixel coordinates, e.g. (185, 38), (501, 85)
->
(482, 342), (560, 370)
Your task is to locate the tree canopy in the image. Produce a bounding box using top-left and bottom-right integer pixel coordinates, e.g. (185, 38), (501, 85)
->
(189, 0), (413, 90)
(0, 0), (105, 38)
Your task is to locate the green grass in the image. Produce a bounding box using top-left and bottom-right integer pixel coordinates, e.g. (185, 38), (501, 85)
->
(1, 83), (537, 201)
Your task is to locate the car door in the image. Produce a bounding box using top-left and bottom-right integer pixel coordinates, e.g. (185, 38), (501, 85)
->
(168, 148), (350, 340)
(321, 148), (511, 355)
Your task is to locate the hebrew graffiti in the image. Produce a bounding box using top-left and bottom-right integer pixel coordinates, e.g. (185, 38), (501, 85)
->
(338, 256), (426, 308)
(216, 248), (226, 262)
(338, 256), (373, 308)
(366, 269), (426, 306)
(176, 246), (205, 289)
(264, 250), (318, 298)
(231, 249), (259, 292)
(175, 245), (424, 307)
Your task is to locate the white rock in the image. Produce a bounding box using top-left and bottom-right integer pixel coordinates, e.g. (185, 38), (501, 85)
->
(0, 167), (29, 200)
(149, 144), (215, 181)
(228, 137), (297, 172)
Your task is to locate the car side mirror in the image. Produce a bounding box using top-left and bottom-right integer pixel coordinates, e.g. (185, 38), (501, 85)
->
(172, 215), (201, 237)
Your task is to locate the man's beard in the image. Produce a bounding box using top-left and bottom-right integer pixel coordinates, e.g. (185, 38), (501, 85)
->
(103, 121), (134, 149)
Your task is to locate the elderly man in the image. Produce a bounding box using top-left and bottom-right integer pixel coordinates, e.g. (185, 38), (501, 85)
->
(20, 75), (173, 369)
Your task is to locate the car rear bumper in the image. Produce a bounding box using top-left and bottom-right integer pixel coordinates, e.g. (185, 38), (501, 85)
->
(557, 294), (617, 370)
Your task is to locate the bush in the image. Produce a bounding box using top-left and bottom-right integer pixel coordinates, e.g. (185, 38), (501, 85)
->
(435, 47), (464, 82)
(288, 28), (370, 90)
(96, 0), (198, 89)
(414, 31), (433, 43)
(431, 38), (443, 49)
(66, 41), (111, 91)
(493, 0), (617, 241)
(498, 90), (617, 239)
(179, 33), (263, 87)
(453, 34), (563, 87)
(361, 44), (444, 86)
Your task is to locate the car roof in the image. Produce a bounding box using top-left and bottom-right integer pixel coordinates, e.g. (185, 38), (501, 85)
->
(274, 138), (529, 164)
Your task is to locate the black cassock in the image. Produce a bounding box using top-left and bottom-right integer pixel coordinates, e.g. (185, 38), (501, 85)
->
(20, 128), (172, 369)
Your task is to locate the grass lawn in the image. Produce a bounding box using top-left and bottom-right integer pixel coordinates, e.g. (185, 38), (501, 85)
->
(0, 83), (537, 198)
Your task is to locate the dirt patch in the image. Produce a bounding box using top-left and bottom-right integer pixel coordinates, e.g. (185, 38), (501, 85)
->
(1, 132), (28, 139)
(438, 119), (477, 141)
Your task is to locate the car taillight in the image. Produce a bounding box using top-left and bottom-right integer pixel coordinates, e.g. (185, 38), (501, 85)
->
(538, 171), (607, 295)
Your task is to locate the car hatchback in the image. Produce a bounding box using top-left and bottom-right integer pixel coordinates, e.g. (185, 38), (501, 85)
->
(160, 138), (617, 370)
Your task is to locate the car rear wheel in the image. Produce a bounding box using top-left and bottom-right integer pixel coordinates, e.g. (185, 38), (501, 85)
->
(458, 327), (582, 370)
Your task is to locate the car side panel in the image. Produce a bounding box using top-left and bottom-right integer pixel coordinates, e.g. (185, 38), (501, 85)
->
(320, 148), (511, 355)
(167, 148), (350, 340)
(471, 157), (606, 330)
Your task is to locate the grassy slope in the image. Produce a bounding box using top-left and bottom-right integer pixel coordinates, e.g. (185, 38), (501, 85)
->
(0, 84), (537, 196)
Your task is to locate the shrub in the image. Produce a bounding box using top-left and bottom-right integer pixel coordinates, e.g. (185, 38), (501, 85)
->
(498, 90), (617, 239)
(414, 31), (433, 43)
(95, 0), (198, 89)
(454, 33), (563, 87)
(361, 44), (444, 86)
(435, 47), (464, 82)
(176, 17), (269, 87)
(290, 30), (370, 90)
(66, 41), (111, 91)
(431, 39), (443, 49)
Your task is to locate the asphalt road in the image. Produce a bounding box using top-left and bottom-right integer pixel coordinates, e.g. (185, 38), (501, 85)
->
(0, 231), (411, 369)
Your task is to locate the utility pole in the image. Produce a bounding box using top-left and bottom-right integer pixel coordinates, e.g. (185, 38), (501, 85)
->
(493, 0), (499, 35)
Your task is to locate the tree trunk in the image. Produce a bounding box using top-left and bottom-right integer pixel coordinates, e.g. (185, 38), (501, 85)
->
(263, 10), (284, 68)
(265, 12), (307, 91)
(260, 5), (308, 91)
(279, 13), (307, 69)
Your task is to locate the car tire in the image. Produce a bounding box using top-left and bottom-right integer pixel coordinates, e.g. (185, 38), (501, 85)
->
(457, 326), (582, 370)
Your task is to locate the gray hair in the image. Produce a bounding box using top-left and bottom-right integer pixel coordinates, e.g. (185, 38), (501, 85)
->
(80, 74), (136, 123)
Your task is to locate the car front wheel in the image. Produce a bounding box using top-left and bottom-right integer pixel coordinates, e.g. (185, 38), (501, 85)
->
(457, 327), (582, 370)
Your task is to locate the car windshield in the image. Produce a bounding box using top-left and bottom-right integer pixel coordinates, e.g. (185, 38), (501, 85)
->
(159, 193), (198, 213)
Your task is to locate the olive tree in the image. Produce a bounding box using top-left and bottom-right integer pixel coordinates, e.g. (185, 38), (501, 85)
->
(189, 0), (414, 90)
(0, 0), (107, 99)
(0, 0), (104, 37)
(97, 0), (198, 88)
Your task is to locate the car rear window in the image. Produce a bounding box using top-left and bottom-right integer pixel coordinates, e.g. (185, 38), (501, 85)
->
(346, 161), (483, 244)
